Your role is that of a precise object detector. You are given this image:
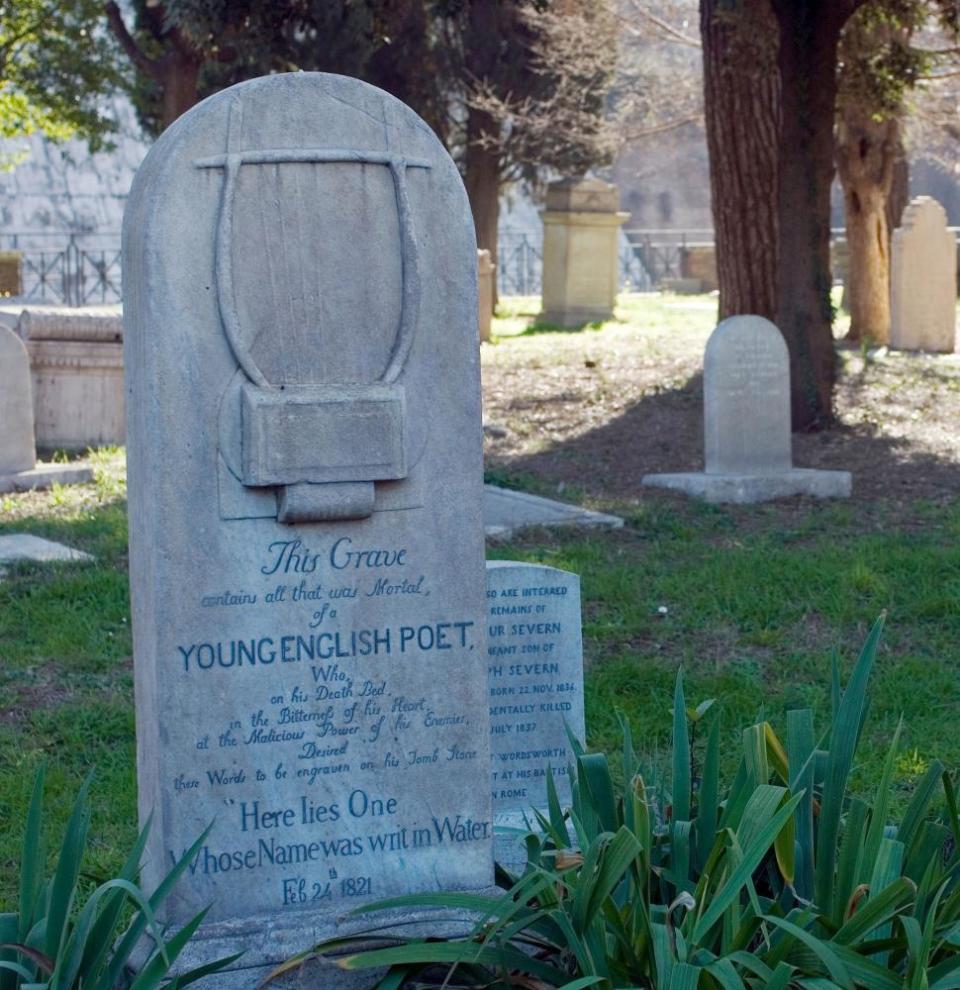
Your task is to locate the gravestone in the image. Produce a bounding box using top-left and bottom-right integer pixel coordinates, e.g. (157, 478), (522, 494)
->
(891, 197), (957, 353)
(16, 305), (125, 449)
(540, 177), (628, 327)
(0, 325), (92, 492)
(486, 561), (584, 867)
(123, 73), (491, 984)
(643, 316), (851, 503)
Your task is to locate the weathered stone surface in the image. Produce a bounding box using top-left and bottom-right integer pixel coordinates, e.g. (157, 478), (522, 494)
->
(483, 486), (623, 540)
(541, 178), (628, 327)
(14, 305), (125, 450)
(486, 562), (584, 868)
(891, 197), (957, 353)
(0, 533), (93, 563)
(643, 316), (851, 503)
(704, 315), (791, 475)
(478, 250), (493, 343)
(0, 325), (35, 474)
(123, 72), (491, 982)
(0, 462), (94, 494)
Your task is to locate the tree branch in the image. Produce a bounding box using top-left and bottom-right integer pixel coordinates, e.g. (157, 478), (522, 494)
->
(104, 1), (162, 82)
(620, 5), (700, 49)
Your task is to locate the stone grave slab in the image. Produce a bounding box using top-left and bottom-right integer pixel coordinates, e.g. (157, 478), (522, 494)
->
(0, 534), (93, 563)
(483, 485), (623, 539)
(486, 561), (584, 868)
(123, 73), (492, 984)
(0, 324), (92, 493)
(643, 316), (851, 503)
(891, 197), (957, 353)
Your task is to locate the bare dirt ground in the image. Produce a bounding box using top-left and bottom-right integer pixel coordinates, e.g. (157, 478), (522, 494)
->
(481, 294), (960, 510)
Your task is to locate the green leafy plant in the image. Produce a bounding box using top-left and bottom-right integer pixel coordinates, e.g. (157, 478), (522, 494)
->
(273, 615), (960, 988)
(0, 769), (238, 990)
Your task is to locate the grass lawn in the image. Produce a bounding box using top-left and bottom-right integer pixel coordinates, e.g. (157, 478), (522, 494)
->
(2, 292), (959, 906)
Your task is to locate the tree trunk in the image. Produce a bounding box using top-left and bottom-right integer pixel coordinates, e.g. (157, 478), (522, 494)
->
(836, 110), (900, 344)
(886, 155), (909, 233)
(700, 0), (780, 321)
(159, 48), (203, 130)
(771, 0), (858, 430)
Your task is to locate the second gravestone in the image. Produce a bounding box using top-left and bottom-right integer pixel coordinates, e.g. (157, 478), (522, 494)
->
(643, 316), (851, 503)
(123, 74), (491, 982)
(486, 562), (585, 867)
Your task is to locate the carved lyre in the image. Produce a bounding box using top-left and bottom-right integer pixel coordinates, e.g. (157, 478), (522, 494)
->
(197, 99), (430, 523)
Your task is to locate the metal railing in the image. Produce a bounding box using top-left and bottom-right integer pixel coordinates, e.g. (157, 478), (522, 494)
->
(1, 232), (122, 306)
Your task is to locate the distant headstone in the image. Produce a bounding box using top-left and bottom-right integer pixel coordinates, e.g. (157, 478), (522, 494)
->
(891, 197), (957, 353)
(16, 305), (125, 449)
(486, 562), (584, 866)
(643, 316), (851, 503)
(0, 325), (92, 493)
(540, 177), (628, 327)
(123, 73), (491, 984)
(0, 533), (93, 564)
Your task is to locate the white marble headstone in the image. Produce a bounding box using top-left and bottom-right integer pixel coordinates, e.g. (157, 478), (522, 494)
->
(704, 315), (791, 475)
(486, 562), (584, 865)
(123, 73), (491, 981)
(891, 197), (957, 353)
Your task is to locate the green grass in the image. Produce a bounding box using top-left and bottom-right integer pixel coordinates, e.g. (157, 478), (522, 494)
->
(1, 298), (958, 908)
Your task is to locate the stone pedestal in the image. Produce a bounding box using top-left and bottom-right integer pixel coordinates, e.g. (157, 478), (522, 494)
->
(0, 324), (91, 493)
(15, 305), (125, 450)
(540, 178), (628, 327)
(643, 316), (851, 504)
(890, 197), (957, 353)
(478, 249), (493, 342)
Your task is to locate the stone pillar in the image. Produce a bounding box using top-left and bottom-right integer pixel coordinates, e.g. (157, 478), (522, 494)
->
(540, 177), (628, 327)
(891, 196), (957, 353)
(478, 249), (494, 342)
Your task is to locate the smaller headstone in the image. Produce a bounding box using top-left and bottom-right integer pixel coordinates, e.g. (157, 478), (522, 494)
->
(643, 316), (851, 503)
(891, 197), (957, 353)
(478, 250), (494, 343)
(486, 561), (585, 867)
(0, 325), (92, 493)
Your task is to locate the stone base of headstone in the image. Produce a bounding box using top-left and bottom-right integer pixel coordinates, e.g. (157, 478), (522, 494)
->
(0, 463), (93, 494)
(642, 468), (852, 505)
(660, 277), (705, 295)
(138, 904), (495, 990)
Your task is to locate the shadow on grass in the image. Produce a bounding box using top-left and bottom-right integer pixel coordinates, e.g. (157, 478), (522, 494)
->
(487, 357), (960, 506)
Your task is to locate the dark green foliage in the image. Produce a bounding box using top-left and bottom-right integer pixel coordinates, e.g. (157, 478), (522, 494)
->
(282, 618), (960, 989)
(0, 768), (237, 990)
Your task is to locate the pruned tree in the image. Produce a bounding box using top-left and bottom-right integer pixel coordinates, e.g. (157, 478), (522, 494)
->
(837, 0), (960, 345)
(439, 0), (618, 286)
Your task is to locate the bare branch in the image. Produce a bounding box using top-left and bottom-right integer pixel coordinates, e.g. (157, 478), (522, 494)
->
(104, 1), (162, 82)
(619, 2), (700, 48)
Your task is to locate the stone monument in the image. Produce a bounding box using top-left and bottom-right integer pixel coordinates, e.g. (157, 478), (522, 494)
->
(123, 73), (491, 984)
(890, 196), (957, 353)
(0, 324), (92, 492)
(643, 316), (851, 503)
(486, 561), (584, 868)
(15, 305), (125, 449)
(540, 177), (628, 327)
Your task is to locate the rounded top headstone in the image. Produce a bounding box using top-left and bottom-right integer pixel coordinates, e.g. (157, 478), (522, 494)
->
(703, 315), (791, 476)
(0, 324), (36, 475)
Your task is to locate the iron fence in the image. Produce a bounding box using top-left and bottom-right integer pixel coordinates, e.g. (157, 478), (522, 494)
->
(1, 232), (122, 306)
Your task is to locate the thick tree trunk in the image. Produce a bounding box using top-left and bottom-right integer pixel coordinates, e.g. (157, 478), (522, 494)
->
(771, 1), (856, 430)
(464, 107), (501, 307)
(886, 156), (909, 233)
(836, 110), (900, 344)
(159, 49), (203, 129)
(700, 0), (780, 321)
